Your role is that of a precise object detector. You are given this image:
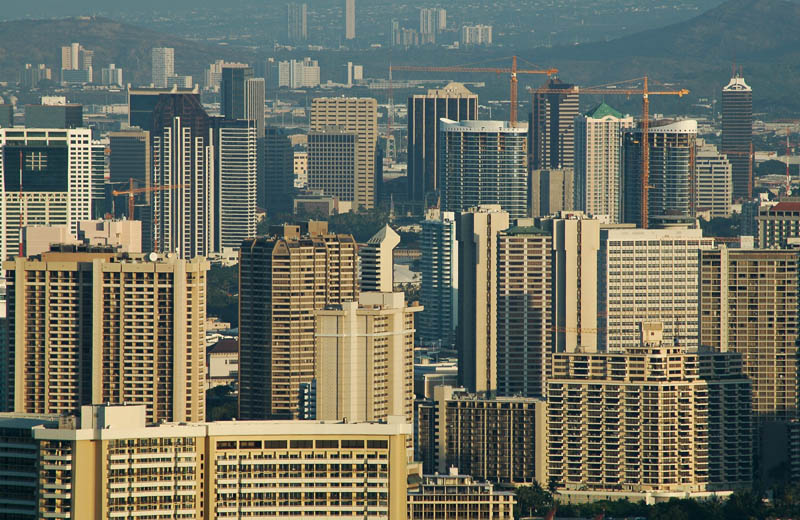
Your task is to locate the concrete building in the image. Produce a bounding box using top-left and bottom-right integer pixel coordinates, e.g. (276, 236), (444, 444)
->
(22, 224), (79, 256)
(20, 404), (411, 519)
(460, 25), (493, 45)
(345, 0), (356, 39)
(574, 102), (634, 222)
(457, 205), (510, 394)
(531, 78), (579, 170)
(101, 63), (123, 87)
(756, 199), (800, 248)
(599, 226), (714, 351)
(419, 8), (446, 44)
(360, 224), (400, 292)
(695, 139), (733, 218)
(278, 57), (321, 89)
(407, 83), (478, 206)
(308, 130), (358, 204)
(497, 222), (552, 398)
(408, 469), (515, 520)
(151, 47), (175, 88)
(294, 149), (308, 188)
(238, 222), (359, 419)
(440, 120), (529, 219)
(418, 209), (458, 348)
(90, 138), (108, 219)
(722, 75), (753, 200)
(547, 323), (752, 503)
(245, 77), (266, 138)
(310, 98), (378, 210)
(315, 292), (420, 424)
(77, 219), (142, 252)
(530, 168), (574, 217)
(206, 338), (238, 389)
(0, 128), (93, 260)
(287, 2), (308, 43)
(415, 385), (546, 484)
(3, 250), (209, 423)
(166, 75), (193, 89)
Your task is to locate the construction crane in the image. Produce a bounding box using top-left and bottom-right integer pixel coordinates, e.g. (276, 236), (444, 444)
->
(112, 178), (187, 222)
(530, 77), (689, 228)
(390, 56), (558, 127)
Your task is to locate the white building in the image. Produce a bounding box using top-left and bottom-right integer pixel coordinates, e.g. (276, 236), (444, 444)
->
(100, 63), (123, 87)
(460, 25), (492, 45)
(293, 150), (308, 188)
(151, 47), (174, 88)
(278, 57), (320, 89)
(696, 139), (733, 218)
(360, 224), (401, 292)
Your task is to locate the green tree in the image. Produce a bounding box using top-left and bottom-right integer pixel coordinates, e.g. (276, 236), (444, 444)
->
(514, 483), (552, 519)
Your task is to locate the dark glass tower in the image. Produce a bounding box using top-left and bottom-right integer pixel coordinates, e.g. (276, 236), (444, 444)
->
(530, 78), (579, 170)
(721, 75), (753, 201)
(221, 65), (254, 120)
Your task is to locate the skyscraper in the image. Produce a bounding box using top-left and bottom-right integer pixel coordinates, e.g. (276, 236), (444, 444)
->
(721, 74), (753, 201)
(530, 168), (574, 217)
(419, 8), (446, 44)
(287, 2), (308, 43)
(359, 224), (400, 292)
(696, 139), (733, 218)
(238, 223), (359, 419)
(574, 102), (634, 222)
(245, 77), (266, 137)
(151, 47), (174, 89)
(3, 250), (208, 423)
(310, 97), (378, 210)
(622, 120), (697, 228)
(221, 64), (254, 120)
(128, 86), (199, 133)
(457, 205), (509, 394)
(407, 83), (478, 206)
(345, 0), (356, 40)
(440, 119), (528, 219)
(530, 78), (579, 170)
(418, 209), (458, 348)
(263, 126), (295, 214)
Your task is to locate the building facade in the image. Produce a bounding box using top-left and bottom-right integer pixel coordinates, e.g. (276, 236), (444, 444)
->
(418, 209), (458, 348)
(151, 47), (175, 89)
(360, 225), (400, 292)
(263, 126), (295, 213)
(287, 2), (308, 43)
(220, 64), (254, 120)
(530, 168), (574, 218)
(408, 470), (515, 520)
(308, 130), (358, 207)
(756, 200), (800, 248)
(721, 75), (753, 201)
(531, 78), (579, 171)
(695, 139), (733, 218)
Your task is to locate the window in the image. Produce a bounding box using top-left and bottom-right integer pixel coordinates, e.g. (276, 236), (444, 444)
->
(367, 440), (387, 449)
(265, 440), (287, 449)
(341, 440), (364, 449)
(216, 441), (236, 450)
(290, 440), (313, 449)
(316, 440), (339, 449)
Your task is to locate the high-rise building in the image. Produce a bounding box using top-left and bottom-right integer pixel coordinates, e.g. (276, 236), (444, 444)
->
(238, 223), (359, 419)
(0, 128), (93, 260)
(700, 247), (799, 425)
(548, 323), (752, 502)
(419, 8), (446, 44)
(460, 25), (493, 45)
(497, 223), (552, 398)
(287, 2), (308, 43)
(574, 102), (634, 222)
(755, 199), (800, 248)
(457, 205), (509, 394)
(440, 119), (528, 219)
(695, 139), (733, 218)
(360, 224), (400, 292)
(60, 43), (93, 84)
(622, 120), (697, 228)
(722, 75), (753, 201)
(418, 209), (458, 348)
(20, 64), (52, 89)
(310, 97), (378, 210)
(128, 86), (199, 133)
(0, 104), (11, 128)
(151, 47), (174, 89)
(415, 385), (546, 483)
(407, 83), (478, 206)
(263, 126), (295, 213)
(531, 78), (579, 170)
(166, 75), (193, 89)
(315, 292), (419, 424)
(530, 168), (574, 217)
(220, 64), (254, 120)
(90, 138), (108, 219)
(150, 92), (212, 258)
(100, 63), (123, 87)
(24, 103), (83, 128)
(3, 251), (208, 422)
(308, 130), (358, 205)
(277, 57), (321, 89)
(211, 118), (258, 250)
(345, 0), (356, 40)
(408, 470), (515, 520)
(109, 129), (151, 210)
(599, 226), (713, 352)
(245, 77), (266, 138)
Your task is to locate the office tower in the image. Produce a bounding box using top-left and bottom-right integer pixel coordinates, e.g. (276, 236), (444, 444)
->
(3, 251), (208, 422)
(622, 120), (697, 228)
(100, 63), (123, 87)
(496, 224), (552, 398)
(696, 139), (733, 218)
(530, 168), (574, 217)
(460, 25), (493, 45)
(277, 57), (321, 88)
(536, 212), (600, 353)
(345, 0), (355, 39)
(307, 130), (357, 207)
(547, 322), (752, 502)
(22, 404), (410, 519)
(221, 64), (254, 120)
(722, 74), (753, 201)
(211, 118), (258, 250)
(315, 292), (420, 424)
(128, 86), (199, 132)
(109, 129), (151, 211)
(239, 223), (359, 419)
(756, 199), (800, 248)
(205, 59), (240, 92)
(419, 8), (446, 44)
(700, 247), (799, 425)
(531, 78), (579, 171)
(310, 97), (378, 210)
(245, 77), (266, 137)
(359, 225), (400, 292)
(287, 2), (308, 43)
(90, 139), (108, 219)
(151, 47), (174, 88)
(599, 227), (713, 352)
(440, 120), (528, 219)
(0, 128), (93, 260)
(415, 385), (545, 483)
(408, 470), (515, 520)
(457, 205), (509, 394)
(407, 83), (478, 206)
(574, 102), (634, 222)
(150, 92), (212, 258)
(263, 126), (294, 213)
(24, 103), (83, 128)
(418, 209), (458, 348)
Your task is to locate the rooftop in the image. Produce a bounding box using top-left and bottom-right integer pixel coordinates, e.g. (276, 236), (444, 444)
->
(585, 101), (623, 119)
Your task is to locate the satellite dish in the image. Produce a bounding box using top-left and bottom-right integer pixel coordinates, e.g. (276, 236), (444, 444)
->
(148, 252), (158, 262)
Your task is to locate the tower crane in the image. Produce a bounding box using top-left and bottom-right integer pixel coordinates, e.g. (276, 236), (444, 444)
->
(390, 56), (558, 127)
(530, 77), (689, 228)
(112, 178), (187, 221)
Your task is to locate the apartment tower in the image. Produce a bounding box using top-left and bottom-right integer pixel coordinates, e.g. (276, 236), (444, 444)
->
(418, 209), (458, 348)
(263, 126), (295, 213)
(696, 139), (733, 218)
(530, 78), (579, 170)
(721, 74), (753, 201)
(287, 2), (308, 43)
(345, 0), (356, 39)
(151, 47), (174, 88)
(359, 224), (400, 292)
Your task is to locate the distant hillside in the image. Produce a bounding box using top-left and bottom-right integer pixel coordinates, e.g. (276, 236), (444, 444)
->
(0, 16), (253, 85)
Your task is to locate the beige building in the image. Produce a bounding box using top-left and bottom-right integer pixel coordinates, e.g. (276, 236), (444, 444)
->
(530, 168), (574, 218)
(238, 222), (359, 419)
(408, 469), (515, 519)
(315, 292), (420, 424)
(547, 323), (752, 503)
(78, 218), (142, 252)
(360, 224), (400, 292)
(22, 224), (79, 256)
(457, 205), (509, 394)
(310, 97), (378, 210)
(26, 404), (411, 519)
(756, 200), (800, 248)
(695, 139), (733, 218)
(3, 250), (208, 423)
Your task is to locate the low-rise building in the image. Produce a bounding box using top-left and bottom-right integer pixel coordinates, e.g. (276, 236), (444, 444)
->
(408, 468), (515, 519)
(206, 338), (238, 389)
